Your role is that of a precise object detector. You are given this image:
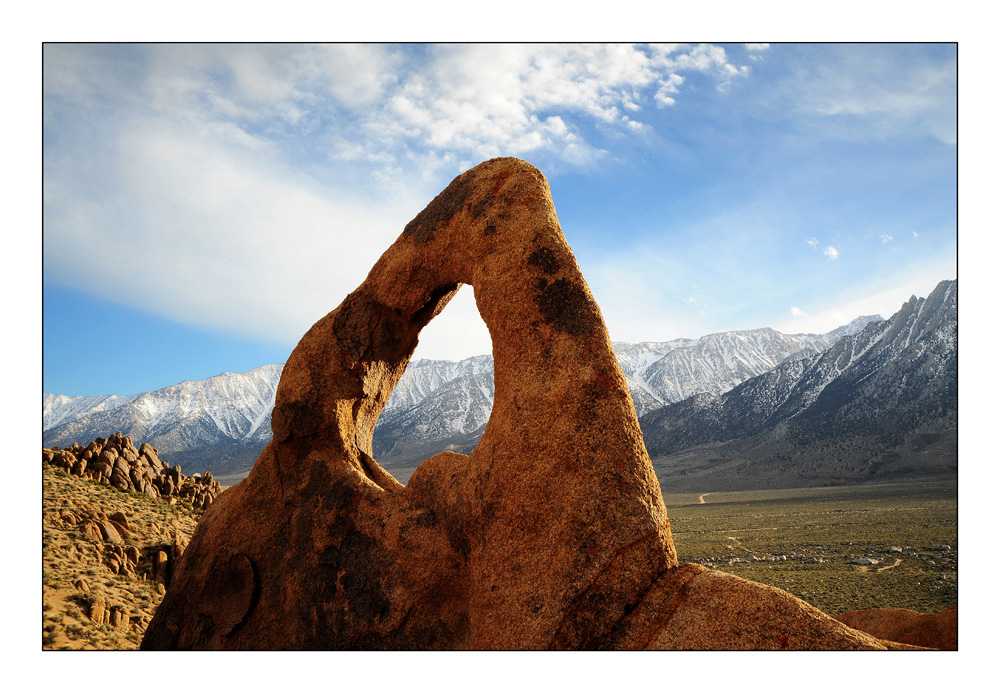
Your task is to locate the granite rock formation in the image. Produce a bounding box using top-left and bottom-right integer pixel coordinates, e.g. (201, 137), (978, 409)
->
(837, 604), (957, 650)
(44, 433), (222, 510)
(142, 158), (904, 650)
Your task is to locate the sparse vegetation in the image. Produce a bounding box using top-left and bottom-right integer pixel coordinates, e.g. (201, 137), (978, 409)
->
(45, 447), (957, 649)
(41, 461), (202, 650)
(663, 479), (958, 616)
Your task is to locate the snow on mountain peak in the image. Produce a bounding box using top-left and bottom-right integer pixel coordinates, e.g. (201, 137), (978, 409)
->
(42, 311), (911, 463)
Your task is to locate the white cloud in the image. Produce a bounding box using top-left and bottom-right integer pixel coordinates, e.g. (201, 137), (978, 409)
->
(880, 234), (894, 243)
(44, 117), (425, 346)
(654, 73), (685, 107)
(352, 44), (751, 169)
(790, 306), (808, 317)
(746, 44), (770, 62)
(45, 43), (754, 190)
(43, 42), (754, 353)
(912, 230), (920, 238)
(807, 237), (819, 248)
(47, 43), (866, 364)
(312, 44), (404, 107)
(824, 246), (840, 260)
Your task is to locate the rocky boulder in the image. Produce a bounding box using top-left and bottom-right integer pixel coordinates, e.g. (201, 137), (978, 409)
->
(141, 158), (906, 650)
(837, 603), (957, 650)
(44, 434), (222, 510)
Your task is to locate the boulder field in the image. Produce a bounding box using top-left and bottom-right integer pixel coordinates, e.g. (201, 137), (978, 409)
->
(141, 158), (936, 650)
(44, 432), (222, 510)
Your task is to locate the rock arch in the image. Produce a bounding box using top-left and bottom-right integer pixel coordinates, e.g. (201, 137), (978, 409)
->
(142, 158), (897, 650)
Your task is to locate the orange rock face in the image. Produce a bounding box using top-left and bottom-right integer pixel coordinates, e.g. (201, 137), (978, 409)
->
(141, 158), (897, 650)
(837, 604), (957, 650)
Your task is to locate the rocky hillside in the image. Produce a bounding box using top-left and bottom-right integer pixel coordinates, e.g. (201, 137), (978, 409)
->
(643, 279), (957, 491)
(42, 438), (204, 650)
(44, 431), (224, 510)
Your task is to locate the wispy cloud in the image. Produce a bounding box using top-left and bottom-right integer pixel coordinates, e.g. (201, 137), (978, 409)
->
(47, 43), (756, 188)
(774, 44), (956, 145)
(680, 294), (708, 316)
(43, 43), (756, 354)
(880, 234), (894, 243)
(824, 246), (840, 260)
(790, 306), (808, 317)
(44, 43), (757, 185)
(358, 44), (754, 172)
(44, 117), (425, 345)
(807, 237), (819, 248)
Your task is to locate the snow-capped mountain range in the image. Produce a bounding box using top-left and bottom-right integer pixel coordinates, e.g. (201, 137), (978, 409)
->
(612, 321), (874, 416)
(641, 279), (957, 491)
(46, 281), (956, 487)
(42, 311), (879, 479)
(44, 364), (282, 452)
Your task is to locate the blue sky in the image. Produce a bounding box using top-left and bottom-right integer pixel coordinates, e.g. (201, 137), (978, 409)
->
(42, 43), (957, 396)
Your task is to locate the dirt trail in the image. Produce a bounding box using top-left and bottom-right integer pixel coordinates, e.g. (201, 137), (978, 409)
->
(698, 493), (712, 504)
(877, 558), (903, 573)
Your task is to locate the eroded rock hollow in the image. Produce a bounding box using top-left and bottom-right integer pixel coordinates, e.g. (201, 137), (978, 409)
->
(142, 158), (897, 650)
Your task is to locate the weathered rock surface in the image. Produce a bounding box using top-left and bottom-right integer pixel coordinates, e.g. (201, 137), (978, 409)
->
(141, 158), (902, 650)
(837, 603), (957, 650)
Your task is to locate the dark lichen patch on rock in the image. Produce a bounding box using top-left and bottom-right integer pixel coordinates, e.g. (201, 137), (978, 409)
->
(272, 399), (324, 441)
(403, 173), (474, 245)
(482, 209), (509, 236)
(533, 278), (599, 337)
(338, 530), (393, 623)
(528, 246), (561, 274)
(469, 191), (496, 220)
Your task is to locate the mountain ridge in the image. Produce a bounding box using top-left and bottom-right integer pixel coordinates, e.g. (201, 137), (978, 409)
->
(641, 279), (957, 492)
(44, 292), (940, 486)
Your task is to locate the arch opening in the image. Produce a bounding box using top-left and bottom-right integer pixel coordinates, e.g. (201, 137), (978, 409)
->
(371, 284), (496, 484)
